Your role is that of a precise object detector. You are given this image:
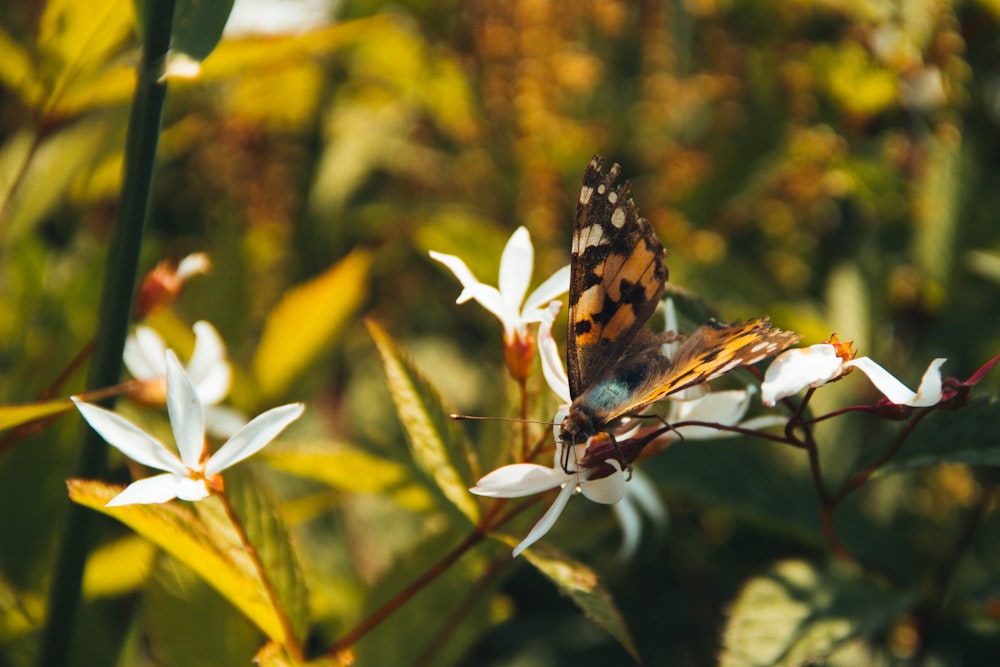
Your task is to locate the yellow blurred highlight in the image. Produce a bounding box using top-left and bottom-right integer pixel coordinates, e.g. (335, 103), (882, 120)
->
(253, 250), (371, 400)
(83, 535), (156, 599)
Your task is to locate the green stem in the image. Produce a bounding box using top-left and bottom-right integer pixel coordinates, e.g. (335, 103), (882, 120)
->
(37, 3), (176, 665)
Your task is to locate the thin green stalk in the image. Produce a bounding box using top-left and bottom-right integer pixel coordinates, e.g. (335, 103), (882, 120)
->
(37, 3), (176, 666)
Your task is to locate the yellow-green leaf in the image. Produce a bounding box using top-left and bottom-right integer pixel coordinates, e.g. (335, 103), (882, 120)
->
(0, 398), (73, 432)
(38, 0), (135, 114)
(519, 540), (639, 662)
(721, 559), (916, 667)
(263, 440), (434, 510)
(367, 320), (480, 523)
(0, 28), (44, 109)
(82, 534), (155, 599)
(67, 479), (291, 645)
(253, 249), (371, 399)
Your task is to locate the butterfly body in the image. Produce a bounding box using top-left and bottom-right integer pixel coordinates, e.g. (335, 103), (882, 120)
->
(559, 156), (800, 451)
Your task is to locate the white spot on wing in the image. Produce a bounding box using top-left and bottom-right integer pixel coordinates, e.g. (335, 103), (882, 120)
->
(709, 358), (744, 379)
(598, 184), (607, 195)
(579, 186), (594, 205)
(574, 224), (606, 252)
(608, 191), (618, 204)
(611, 207), (626, 228)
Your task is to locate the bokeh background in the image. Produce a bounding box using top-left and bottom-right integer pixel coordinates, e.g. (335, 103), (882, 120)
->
(2, 0), (1000, 664)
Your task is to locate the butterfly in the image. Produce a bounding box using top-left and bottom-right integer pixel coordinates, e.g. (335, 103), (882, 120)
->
(558, 156), (800, 455)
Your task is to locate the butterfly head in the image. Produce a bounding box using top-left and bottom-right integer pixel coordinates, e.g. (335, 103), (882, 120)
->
(558, 405), (596, 448)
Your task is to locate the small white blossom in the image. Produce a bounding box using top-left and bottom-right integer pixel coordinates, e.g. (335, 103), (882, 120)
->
(430, 226), (570, 342)
(74, 351), (304, 506)
(124, 321), (246, 437)
(761, 343), (946, 408)
(125, 321), (231, 406)
(471, 442), (626, 557)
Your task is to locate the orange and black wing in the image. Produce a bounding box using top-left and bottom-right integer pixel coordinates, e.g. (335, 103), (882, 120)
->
(567, 156), (669, 399)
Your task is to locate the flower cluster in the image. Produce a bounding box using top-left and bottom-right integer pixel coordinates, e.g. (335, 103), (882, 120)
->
(432, 230), (955, 559)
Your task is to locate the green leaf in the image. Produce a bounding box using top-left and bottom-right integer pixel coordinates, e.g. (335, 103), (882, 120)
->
(145, 555), (263, 667)
(721, 559), (916, 667)
(0, 27), (44, 109)
(38, 0), (135, 113)
(0, 398), (73, 432)
(519, 540), (639, 662)
(171, 0), (236, 61)
(862, 396), (1000, 476)
(367, 320), (480, 523)
(67, 479), (291, 645)
(913, 128), (965, 294)
(354, 527), (493, 667)
(0, 117), (119, 245)
(253, 250), (371, 400)
(214, 468), (310, 643)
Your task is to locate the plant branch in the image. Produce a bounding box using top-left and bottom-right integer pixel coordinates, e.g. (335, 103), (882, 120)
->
(37, 3), (176, 665)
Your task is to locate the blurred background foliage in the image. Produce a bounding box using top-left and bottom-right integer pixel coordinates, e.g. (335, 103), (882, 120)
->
(2, 0), (1000, 664)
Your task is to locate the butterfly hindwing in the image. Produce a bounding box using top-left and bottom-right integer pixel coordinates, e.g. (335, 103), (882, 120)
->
(623, 318), (802, 415)
(567, 156), (668, 399)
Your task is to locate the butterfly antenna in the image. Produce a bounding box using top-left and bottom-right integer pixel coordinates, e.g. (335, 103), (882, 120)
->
(450, 414), (557, 426)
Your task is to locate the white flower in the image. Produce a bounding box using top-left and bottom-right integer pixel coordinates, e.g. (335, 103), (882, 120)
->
(471, 443), (626, 557)
(761, 343), (946, 408)
(124, 321), (246, 437)
(430, 226), (570, 343)
(125, 321), (231, 405)
(74, 350), (304, 506)
(612, 470), (668, 562)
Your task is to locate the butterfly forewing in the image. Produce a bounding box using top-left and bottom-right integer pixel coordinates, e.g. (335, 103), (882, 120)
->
(567, 156), (669, 399)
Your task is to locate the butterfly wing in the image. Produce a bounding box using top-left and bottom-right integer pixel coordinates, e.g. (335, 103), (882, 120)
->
(618, 318), (802, 417)
(567, 155), (669, 399)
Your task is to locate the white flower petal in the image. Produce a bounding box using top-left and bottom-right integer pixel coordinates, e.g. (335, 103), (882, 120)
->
(913, 358), (947, 406)
(204, 405), (249, 439)
(580, 461), (625, 504)
(512, 482), (576, 557)
(761, 344), (844, 406)
(176, 252), (210, 280)
(106, 473), (183, 506)
(429, 251), (480, 291)
(675, 388), (751, 425)
(845, 356), (946, 407)
(538, 312), (571, 404)
(523, 264), (571, 313)
(194, 363), (231, 407)
(174, 476), (212, 501)
(498, 227), (533, 313)
(187, 322), (228, 390)
(205, 403), (304, 475)
(625, 470), (668, 524)
(614, 472), (669, 561)
(661, 299), (680, 357)
(456, 283), (515, 334)
(123, 326), (166, 380)
(73, 398), (184, 474)
(165, 350), (205, 469)
(611, 495), (643, 561)
(738, 415), (790, 431)
(470, 463), (570, 497)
